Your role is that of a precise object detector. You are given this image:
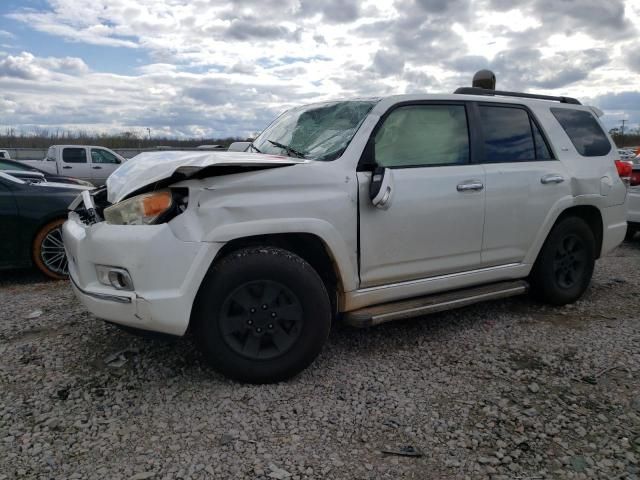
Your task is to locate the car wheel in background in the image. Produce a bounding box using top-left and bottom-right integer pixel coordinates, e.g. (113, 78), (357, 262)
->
(529, 216), (596, 306)
(33, 219), (68, 280)
(193, 247), (332, 383)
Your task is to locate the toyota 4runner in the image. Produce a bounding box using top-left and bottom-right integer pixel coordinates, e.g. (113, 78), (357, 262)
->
(63, 75), (628, 383)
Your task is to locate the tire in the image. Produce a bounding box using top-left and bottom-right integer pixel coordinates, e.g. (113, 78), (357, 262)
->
(625, 225), (637, 242)
(529, 216), (596, 305)
(32, 219), (68, 280)
(192, 247), (332, 383)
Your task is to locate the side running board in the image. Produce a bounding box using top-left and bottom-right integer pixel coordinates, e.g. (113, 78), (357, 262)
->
(344, 280), (528, 328)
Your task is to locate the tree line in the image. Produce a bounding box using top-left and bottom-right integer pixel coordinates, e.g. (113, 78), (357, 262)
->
(0, 128), (249, 149)
(609, 128), (640, 149)
(1, 126), (638, 150)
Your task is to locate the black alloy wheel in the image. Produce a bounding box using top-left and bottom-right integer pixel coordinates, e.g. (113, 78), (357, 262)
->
(530, 216), (595, 305)
(193, 247), (332, 383)
(552, 233), (587, 289)
(219, 280), (304, 361)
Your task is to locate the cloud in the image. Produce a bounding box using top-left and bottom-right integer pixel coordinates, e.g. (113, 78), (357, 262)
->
(490, 48), (610, 90)
(592, 91), (640, 130)
(1, 0), (638, 135)
(298, 0), (362, 23)
(225, 19), (299, 42)
(372, 49), (405, 77)
(628, 48), (640, 74)
(0, 52), (89, 79)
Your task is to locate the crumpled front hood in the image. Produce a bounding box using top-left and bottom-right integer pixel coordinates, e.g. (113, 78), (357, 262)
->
(106, 150), (307, 203)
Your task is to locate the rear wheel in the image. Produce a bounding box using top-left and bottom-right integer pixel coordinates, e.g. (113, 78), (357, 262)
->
(32, 219), (68, 280)
(193, 247), (332, 383)
(529, 216), (595, 305)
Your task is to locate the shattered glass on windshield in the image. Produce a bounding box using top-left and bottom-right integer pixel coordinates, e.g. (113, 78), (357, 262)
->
(252, 100), (378, 161)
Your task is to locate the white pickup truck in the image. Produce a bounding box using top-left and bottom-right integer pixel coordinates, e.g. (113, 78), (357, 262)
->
(20, 145), (126, 186)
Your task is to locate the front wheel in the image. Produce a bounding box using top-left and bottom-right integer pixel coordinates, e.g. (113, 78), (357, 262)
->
(529, 216), (596, 305)
(32, 219), (68, 280)
(192, 247), (332, 383)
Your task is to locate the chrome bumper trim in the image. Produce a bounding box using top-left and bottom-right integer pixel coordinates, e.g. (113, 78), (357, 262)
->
(69, 273), (132, 304)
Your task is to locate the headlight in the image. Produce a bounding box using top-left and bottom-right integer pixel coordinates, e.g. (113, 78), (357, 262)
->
(104, 190), (173, 225)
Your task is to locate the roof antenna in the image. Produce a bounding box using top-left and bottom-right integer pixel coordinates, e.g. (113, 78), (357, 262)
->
(472, 70), (496, 90)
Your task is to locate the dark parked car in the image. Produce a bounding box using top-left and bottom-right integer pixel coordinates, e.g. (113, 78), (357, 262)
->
(0, 172), (91, 279)
(0, 158), (94, 187)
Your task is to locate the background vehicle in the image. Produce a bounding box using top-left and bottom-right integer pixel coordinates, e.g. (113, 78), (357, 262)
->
(627, 165), (640, 240)
(0, 172), (91, 278)
(227, 142), (251, 152)
(618, 149), (636, 161)
(0, 158), (93, 186)
(19, 145), (125, 186)
(0, 150), (10, 159)
(65, 74), (628, 383)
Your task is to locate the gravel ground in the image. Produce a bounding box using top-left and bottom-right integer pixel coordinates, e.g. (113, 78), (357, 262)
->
(1, 243), (639, 480)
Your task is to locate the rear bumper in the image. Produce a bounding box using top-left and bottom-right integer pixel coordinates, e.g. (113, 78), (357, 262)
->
(63, 214), (221, 336)
(601, 203), (628, 256)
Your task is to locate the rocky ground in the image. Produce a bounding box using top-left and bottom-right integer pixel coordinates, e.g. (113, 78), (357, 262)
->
(1, 242), (639, 480)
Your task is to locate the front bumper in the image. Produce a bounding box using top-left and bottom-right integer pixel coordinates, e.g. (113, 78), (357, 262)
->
(63, 213), (221, 336)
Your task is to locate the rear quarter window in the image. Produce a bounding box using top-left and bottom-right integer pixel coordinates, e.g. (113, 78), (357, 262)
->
(551, 108), (611, 157)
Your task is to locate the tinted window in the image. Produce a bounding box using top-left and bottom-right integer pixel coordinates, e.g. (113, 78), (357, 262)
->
(480, 106), (536, 162)
(0, 160), (30, 171)
(532, 121), (553, 160)
(62, 148), (87, 163)
(375, 105), (469, 167)
(91, 149), (119, 164)
(0, 152), (6, 159)
(551, 108), (611, 157)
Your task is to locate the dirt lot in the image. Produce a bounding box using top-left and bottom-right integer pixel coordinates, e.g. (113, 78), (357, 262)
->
(1, 243), (639, 480)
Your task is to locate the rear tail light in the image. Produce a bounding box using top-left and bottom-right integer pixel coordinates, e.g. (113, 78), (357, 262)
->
(615, 160), (633, 187)
(631, 169), (640, 187)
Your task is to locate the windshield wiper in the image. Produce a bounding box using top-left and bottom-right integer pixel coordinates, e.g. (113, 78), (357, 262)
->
(267, 140), (307, 159)
(249, 142), (262, 153)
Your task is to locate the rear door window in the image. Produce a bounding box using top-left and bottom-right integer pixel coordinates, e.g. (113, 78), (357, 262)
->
(479, 106), (536, 162)
(551, 108), (611, 157)
(62, 148), (87, 163)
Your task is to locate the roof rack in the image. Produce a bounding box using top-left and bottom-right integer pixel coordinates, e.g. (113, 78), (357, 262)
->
(454, 87), (581, 105)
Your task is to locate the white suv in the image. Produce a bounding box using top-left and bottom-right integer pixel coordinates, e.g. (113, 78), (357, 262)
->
(63, 78), (628, 383)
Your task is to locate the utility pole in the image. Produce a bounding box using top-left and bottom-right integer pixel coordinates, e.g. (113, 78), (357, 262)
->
(621, 119), (627, 146)
(147, 128), (151, 141)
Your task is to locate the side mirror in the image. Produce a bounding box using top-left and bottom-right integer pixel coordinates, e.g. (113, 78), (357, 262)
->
(369, 166), (394, 210)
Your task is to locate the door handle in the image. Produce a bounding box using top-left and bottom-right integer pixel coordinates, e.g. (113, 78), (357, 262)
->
(92, 166), (102, 169)
(62, 166), (72, 169)
(457, 181), (484, 192)
(541, 174), (564, 184)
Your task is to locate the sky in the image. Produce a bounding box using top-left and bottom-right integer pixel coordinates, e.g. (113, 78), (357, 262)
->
(0, 0), (638, 139)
